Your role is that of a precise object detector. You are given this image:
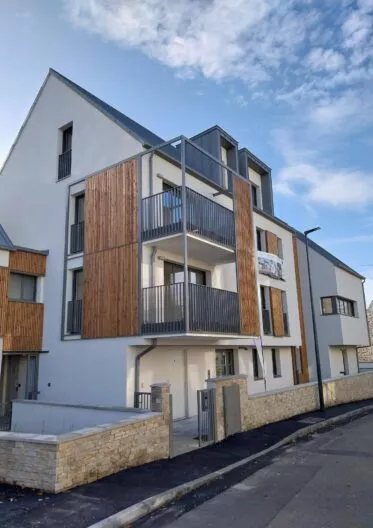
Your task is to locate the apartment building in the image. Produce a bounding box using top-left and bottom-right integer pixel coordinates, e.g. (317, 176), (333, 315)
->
(294, 233), (369, 380)
(0, 69), (365, 422)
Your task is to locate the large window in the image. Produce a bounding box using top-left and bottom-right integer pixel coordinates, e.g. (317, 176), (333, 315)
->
(215, 349), (235, 377)
(164, 261), (206, 286)
(62, 125), (73, 153)
(252, 348), (263, 380)
(72, 269), (84, 301)
(8, 273), (37, 302)
(75, 194), (85, 224)
(321, 296), (356, 317)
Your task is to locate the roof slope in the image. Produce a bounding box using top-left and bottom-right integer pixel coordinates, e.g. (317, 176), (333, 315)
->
(0, 224), (14, 251)
(294, 230), (364, 280)
(50, 69), (165, 148)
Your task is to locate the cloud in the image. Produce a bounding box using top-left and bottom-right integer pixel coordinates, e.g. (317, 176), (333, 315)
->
(65, 1), (373, 104)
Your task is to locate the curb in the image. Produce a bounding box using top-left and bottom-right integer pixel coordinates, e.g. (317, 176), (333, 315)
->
(88, 404), (373, 528)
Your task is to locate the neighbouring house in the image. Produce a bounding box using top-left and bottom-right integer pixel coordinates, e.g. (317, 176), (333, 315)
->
(358, 300), (373, 367)
(0, 69), (368, 425)
(294, 232), (369, 381)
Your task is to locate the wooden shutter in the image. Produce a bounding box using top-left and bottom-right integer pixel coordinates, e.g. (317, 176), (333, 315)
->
(82, 159), (139, 338)
(292, 237), (309, 382)
(270, 287), (285, 336)
(266, 231), (279, 256)
(0, 267), (9, 336)
(233, 175), (260, 335)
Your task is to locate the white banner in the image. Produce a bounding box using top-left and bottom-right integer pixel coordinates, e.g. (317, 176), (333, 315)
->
(257, 251), (284, 280)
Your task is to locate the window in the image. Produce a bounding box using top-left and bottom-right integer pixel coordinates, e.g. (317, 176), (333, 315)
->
(62, 125), (73, 153)
(256, 228), (266, 252)
(72, 269), (84, 301)
(277, 238), (283, 259)
(164, 261), (206, 286)
(321, 296), (356, 317)
(281, 291), (289, 335)
(252, 184), (258, 207)
(75, 194), (85, 224)
(252, 349), (263, 380)
(342, 349), (349, 375)
(272, 348), (281, 377)
(216, 349), (235, 377)
(8, 273), (37, 302)
(261, 286), (272, 335)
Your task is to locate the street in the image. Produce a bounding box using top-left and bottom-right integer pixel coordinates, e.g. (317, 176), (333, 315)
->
(164, 414), (373, 527)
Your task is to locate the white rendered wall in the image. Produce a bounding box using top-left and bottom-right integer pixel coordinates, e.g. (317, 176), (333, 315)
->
(254, 213), (301, 348)
(335, 268), (369, 346)
(186, 348), (216, 416)
(329, 346), (358, 378)
(238, 347), (293, 395)
(0, 73), (144, 407)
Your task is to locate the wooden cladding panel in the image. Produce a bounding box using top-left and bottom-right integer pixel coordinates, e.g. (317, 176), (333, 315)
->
(82, 245), (138, 338)
(270, 287), (285, 337)
(233, 175), (260, 335)
(83, 158), (139, 338)
(3, 301), (44, 351)
(85, 159), (138, 255)
(9, 251), (46, 276)
(266, 231), (279, 256)
(293, 237), (309, 383)
(0, 267), (9, 336)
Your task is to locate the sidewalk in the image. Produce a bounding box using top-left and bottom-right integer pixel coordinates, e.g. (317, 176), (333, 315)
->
(2, 399), (373, 528)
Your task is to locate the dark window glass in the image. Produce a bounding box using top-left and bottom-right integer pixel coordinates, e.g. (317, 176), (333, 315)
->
(8, 273), (37, 302)
(272, 348), (281, 377)
(252, 185), (258, 207)
(75, 194), (85, 224)
(256, 229), (262, 251)
(252, 348), (263, 380)
(164, 262), (206, 286)
(73, 269), (84, 300)
(215, 349), (235, 377)
(62, 126), (73, 153)
(277, 238), (283, 258)
(260, 286), (267, 310)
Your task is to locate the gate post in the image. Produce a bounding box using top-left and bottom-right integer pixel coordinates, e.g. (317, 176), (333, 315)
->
(206, 375), (248, 442)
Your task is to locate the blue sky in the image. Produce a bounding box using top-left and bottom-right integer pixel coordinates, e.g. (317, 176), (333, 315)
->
(1, 0), (373, 302)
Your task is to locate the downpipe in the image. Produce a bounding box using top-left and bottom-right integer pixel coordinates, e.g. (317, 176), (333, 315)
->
(134, 339), (157, 396)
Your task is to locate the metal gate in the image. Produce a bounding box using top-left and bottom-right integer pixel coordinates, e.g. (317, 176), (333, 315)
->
(197, 388), (216, 447)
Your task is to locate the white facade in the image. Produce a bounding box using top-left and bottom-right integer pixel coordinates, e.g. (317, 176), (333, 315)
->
(0, 70), (310, 418)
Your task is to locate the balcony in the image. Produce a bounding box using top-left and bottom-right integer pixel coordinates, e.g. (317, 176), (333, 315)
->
(142, 283), (240, 335)
(70, 222), (84, 254)
(67, 299), (82, 334)
(142, 187), (235, 264)
(58, 149), (72, 180)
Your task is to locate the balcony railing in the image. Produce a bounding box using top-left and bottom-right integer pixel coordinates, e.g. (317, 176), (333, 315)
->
(58, 149), (72, 180)
(142, 283), (240, 335)
(67, 299), (83, 334)
(262, 309), (272, 335)
(70, 222), (84, 254)
(142, 186), (235, 248)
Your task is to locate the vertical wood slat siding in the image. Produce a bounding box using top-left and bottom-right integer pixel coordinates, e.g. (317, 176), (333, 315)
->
(0, 267), (9, 336)
(3, 301), (44, 351)
(266, 231), (279, 256)
(233, 175), (260, 335)
(82, 159), (139, 339)
(9, 251), (46, 276)
(292, 237), (309, 382)
(270, 287), (285, 337)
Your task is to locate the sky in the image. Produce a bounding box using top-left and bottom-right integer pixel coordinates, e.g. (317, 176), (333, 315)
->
(1, 0), (373, 304)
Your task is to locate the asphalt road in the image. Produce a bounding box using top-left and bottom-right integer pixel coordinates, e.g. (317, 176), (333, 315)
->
(164, 413), (373, 527)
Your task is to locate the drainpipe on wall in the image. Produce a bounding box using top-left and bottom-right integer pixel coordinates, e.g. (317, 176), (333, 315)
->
(134, 339), (157, 395)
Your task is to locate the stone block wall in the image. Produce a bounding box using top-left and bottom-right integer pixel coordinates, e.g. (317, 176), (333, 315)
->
(209, 372), (373, 438)
(0, 383), (170, 493)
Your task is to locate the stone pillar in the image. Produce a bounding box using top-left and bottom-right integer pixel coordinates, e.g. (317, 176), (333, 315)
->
(206, 375), (248, 441)
(150, 382), (170, 417)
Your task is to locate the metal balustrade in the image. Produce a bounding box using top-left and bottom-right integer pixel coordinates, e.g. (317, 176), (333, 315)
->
(142, 186), (235, 248)
(70, 221), (84, 254)
(67, 299), (83, 334)
(58, 149), (72, 180)
(142, 283), (239, 335)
